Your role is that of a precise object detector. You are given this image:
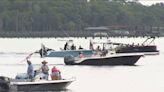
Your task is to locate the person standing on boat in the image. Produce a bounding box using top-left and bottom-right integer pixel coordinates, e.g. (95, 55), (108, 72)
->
(89, 40), (94, 50)
(40, 60), (49, 80)
(71, 44), (76, 50)
(39, 43), (47, 58)
(78, 45), (83, 50)
(51, 66), (62, 80)
(64, 42), (68, 50)
(27, 60), (34, 79)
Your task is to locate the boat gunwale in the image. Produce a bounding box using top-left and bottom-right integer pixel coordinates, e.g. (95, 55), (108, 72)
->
(74, 53), (144, 64)
(11, 78), (75, 85)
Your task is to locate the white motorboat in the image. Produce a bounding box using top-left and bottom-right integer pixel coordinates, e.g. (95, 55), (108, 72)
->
(0, 76), (75, 91)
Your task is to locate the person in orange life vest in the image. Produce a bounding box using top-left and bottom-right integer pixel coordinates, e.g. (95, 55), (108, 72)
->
(51, 66), (62, 80)
(79, 52), (85, 58)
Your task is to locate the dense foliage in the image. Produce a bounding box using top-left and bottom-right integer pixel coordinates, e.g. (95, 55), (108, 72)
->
(0, 0), (164, 32)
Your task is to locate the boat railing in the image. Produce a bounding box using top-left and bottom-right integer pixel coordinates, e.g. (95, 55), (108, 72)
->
(142, 36), (156, 45)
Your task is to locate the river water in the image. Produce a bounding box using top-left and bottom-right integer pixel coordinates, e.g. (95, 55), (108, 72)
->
(0, 37), (164, 92)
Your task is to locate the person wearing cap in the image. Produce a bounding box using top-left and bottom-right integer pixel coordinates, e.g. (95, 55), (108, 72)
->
(51, 66), (62, 80)
(27, 60), (34, 80)
(40, 60), (49, 80)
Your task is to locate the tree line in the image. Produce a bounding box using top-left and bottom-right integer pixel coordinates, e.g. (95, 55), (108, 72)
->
(0, 0), (164, 34)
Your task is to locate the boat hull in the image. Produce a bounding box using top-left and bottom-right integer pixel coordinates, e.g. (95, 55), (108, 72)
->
(64, 53), (143, 65)
(0, 76), (75, 91)
(10, 80), (73, 91)
(116, 45), (159, 55)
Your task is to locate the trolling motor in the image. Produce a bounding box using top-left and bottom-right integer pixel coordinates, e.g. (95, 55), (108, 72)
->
(0, 76), (10, 92)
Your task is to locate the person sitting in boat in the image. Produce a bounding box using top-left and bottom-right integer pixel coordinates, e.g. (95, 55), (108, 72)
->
(96, 46), (101, 51)
(95, 46), (102, 55)
(101, 47), (108, 56)
(71, 44), (76, 50)
(78, 45), (83, 50)
(26, 60), (34, 80)
(51, 66), (62, 80)
(79, 52), (85, 58)
(64, 42), (68, 50)
(40, 60), (49, 80)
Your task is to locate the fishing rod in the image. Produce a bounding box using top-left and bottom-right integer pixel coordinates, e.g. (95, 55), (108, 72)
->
(19, 52), (35, 63)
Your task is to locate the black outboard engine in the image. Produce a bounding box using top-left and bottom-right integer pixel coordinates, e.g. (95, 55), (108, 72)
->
(64, 55), (75, 65)
(39, 48), (47, 58)
(0, 76), (10, 92)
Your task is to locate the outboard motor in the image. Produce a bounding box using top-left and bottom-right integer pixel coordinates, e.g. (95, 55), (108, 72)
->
(64, 55), (75, 65)
(0, 76), (10, 92)
(39, 48), (47, 58)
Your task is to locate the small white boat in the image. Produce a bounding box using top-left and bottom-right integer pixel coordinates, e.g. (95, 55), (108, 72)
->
(0, 76), (75, 91)
(38, 41), (94, 57)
